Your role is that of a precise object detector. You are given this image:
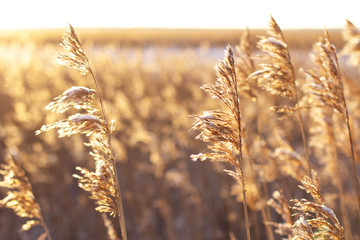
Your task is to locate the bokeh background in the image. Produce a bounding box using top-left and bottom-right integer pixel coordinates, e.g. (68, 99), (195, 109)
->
(1, 1), (360, 239)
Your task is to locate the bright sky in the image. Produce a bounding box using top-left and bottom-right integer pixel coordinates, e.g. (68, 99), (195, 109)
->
(1, 0), (360, 29)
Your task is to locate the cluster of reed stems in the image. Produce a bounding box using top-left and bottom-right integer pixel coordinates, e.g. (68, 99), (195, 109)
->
(2, 17), (360, 240)
(191, 16), (360, 239)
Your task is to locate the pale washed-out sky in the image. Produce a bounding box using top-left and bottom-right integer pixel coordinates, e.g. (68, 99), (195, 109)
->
(1, 0), (359, 29)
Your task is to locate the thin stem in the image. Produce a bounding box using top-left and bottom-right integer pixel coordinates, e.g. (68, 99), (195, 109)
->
(101, 213), (119, 240)
(345, 110), (360, 229)
(332, 41), (360, 231)
(290, 63), (311, 176)
(233, 67), (251, 240)
(244, 123), (274, 240)
(283, 30), (311, 176)
(89, 70), (108, 124)
(328, 113), (353, 240)
(262, 184), (275, 240)
(89, 69), (127, 239)
(235, 165), (251, 240)
(254, 87), (275, 240)
(39, 215), (53, 240)
(23, 163), (53, 240)
(295, 99), (311, 177)
(111, 156), (127, 240)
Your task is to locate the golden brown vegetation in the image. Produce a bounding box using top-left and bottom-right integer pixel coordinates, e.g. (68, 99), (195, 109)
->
(0, 155), (52, 239)
(1, 17), (360, 240)
(35, 24), (127, 240)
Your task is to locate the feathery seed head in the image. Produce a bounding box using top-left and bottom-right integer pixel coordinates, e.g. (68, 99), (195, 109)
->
(342, 19), (360, 66)
(73, 165), (119, 217)
(266, 190), (293, 238)
(37, 24), (126, 236)
(234, 28), (257, 101)
(292, 216), (315, 240)
(36, 113), (107, 137)
(57, 24), (91, 75)
(0, 156), (44, 233)
(291, 170), (344, 239)
(303, 30), (347, 120)
(45, 86), (98, 114)
(344, 19), (360, 39)
(268, 15), (286, 43)
(191, 46), (249, 203)
(248, 16), (296, 101)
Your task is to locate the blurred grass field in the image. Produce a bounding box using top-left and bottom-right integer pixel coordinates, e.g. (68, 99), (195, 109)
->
(0, 27), (358, 239)
(0, 28), (343, 47)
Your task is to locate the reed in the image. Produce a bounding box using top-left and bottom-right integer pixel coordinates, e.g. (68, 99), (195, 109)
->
(36, 25), (127, 239)
(248, 16), (311, 176)
(0, 155), (52, 240)
(303, 29), (360, 229)
(234, 28), (274, 240)
(4, 14), (360, 240)
(266, 190), (293, 239)
(291, 170), (344, 240)
(191, 46), (251, 239)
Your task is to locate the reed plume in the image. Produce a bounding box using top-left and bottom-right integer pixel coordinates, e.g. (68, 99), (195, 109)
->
(234, 28), (275, 240)
(303, 29), (360, 227)
(266, 190), (293, 239)
(36, 24), (127, 239)
(57, 24), (91, 76)
(291, 170), (344, 240)
(249, 16), (295, 99)
(0, 155), (52, 240)
(342, 19), (360, 66)
(291, 216), (315, 240)
(272, 132), (307, 181)
(234, 28), (256, 102)
(307, 106), (352, 239)
(248, 16), (310, 175)
(191, 46), (251, 240)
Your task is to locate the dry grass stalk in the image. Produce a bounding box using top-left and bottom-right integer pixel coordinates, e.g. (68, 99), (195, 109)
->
(267, 190), (293, 239)
(57, 24), (107, 123)
(303, 29), (360, 228)
(248, 16), (310, 175)
(249, 16), (295, 99)
(73, 162), (118, 215)
(36, 24), (127, 239)
(57, 24), (91, 76)
(291, 170), (344, 240)
(191, 46), (251, 240)
(0, 155), (52, 240)
(234, 29), (274, 240)
(303, 32), (346, 119)
(45, 86), (98, 114)
(291, 216), (315, 240)
(102, 213), (120, 240)
(342, 19), (360, 66)
(235, 28), (257, 102)
(272, 133), (307, 181)
(308, 107), (352, 239)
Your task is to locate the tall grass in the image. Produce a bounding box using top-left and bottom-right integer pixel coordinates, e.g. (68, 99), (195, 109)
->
(191, 46), (251, 239)
(1, 17), (360, 240)
(36, 25), (127, 239)
(248, 16), (311, 175)
(0, 155), (52, 240)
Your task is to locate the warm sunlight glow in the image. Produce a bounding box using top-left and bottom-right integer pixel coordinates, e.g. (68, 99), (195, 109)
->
(2, 0), (360, 238)
(0, 0), (360, 29)
(2, 0), (360, 29)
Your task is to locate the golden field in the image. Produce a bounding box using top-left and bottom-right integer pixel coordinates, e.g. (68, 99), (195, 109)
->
(0, 24), (359, 240)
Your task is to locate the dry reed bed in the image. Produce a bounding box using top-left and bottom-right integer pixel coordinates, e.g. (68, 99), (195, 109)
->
(0, 18), (360, 239)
